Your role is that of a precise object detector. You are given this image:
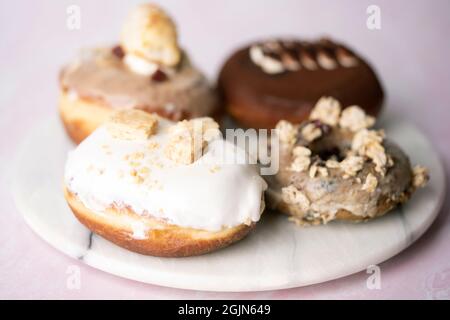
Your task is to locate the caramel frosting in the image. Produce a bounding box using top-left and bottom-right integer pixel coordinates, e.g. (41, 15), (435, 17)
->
(60, 47), (218, 121)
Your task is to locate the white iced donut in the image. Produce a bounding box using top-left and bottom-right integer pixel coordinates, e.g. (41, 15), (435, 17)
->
(64, 110), (267, 257)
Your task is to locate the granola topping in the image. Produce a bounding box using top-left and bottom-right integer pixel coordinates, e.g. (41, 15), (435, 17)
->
(289, 146), (312, 173)
(362, 173), (378, 193)
(282, 185), (310, 211)
(309, 96), (341, 126)
(412, 165), (429, 188)
(339, 105), (375, 132)
(275, 120), (298, 148)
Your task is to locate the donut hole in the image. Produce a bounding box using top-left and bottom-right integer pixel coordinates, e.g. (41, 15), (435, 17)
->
(307, 130), (351, 162)
(314, 146), (345, 161)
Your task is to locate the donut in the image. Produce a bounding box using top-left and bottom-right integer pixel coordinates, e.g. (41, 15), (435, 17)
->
(267, 97), (429, 225)
(63, 110), (267, 257)
(59, 4), (219, 144)
(218, 38), (384, 129)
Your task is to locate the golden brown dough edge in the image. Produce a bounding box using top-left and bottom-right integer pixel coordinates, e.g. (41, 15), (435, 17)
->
(59, 91), (112, 144)
(64, 188), (255, 257)
(59, 90), (225, 145)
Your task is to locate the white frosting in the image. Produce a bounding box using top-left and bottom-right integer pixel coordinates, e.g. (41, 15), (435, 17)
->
(64, 119), (267, 232)
(124, 53), (158, 76)
(249, 45), (284, 74)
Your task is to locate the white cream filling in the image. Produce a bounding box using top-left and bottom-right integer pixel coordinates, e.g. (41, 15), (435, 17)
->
(124, 53), (158, 76)
(64, 119), (267, 231)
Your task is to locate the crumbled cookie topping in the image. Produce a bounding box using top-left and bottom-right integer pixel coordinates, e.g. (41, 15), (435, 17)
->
(362, 173), (378, 193)
(309, 162), (328, 178)
(164, 118), (220, 165)
(106, 110), (158, 140)
(281, 185), (310, 211)
(339, 105), (375, 132)
(120, 4), (181, 67)
(412, 165), (429, 188)
(352, 129), (387, 174)
(289, 146), (311, 172)
(339, 155), (364, 178)
(301, 122), (322, 142)
(309, 97), (341, 126)
(325, 159), (340, 169)
(275, 120), (298, 148)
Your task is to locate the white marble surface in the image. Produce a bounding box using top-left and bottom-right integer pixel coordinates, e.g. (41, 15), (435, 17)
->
(12, 112), (445, 292)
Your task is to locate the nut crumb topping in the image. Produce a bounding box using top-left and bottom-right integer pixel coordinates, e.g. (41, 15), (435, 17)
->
(362, 173), (378, 193)
(339, 106), (375, 132)
(412, 165), (429, 188)
(164, 118), (220, 165)
(106, 110), (158, 140)
(282, 185), (310, 211)
(309, 97), (341, 126)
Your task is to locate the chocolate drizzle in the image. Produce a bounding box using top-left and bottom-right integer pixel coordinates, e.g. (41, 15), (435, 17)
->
(249, 38), (360, 73)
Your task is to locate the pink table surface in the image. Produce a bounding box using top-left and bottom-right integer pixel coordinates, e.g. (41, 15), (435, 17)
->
(1, 0), (449, 299)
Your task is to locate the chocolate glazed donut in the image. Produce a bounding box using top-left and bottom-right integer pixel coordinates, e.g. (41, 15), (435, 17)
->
(218, 38), (384, 129)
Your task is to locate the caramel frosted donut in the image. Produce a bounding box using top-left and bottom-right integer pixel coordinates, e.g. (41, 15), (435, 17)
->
(63, 110), (267, 257)
(267, 97), (428, 225)
(218, 38), (384, 129)
(59, 4), (219, 144)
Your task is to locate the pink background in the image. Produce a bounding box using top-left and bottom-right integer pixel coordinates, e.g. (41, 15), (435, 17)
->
(1, 0), (449, 299)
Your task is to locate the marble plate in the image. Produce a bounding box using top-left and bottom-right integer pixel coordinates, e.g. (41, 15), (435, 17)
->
(12, 113), (445, 292)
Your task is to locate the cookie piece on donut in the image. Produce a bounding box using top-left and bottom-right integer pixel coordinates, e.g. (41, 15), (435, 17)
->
(63, 110), (267, 257)
(59, 3), (219, 144)
(267, 97), (428, 225)
(218, 38), (384, 129)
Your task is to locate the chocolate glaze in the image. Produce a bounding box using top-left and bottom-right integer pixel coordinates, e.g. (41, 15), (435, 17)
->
(218, 38), (384, 129)
(60, 46), (218, 121)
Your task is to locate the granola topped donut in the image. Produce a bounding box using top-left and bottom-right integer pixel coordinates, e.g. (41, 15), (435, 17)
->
(63, 110), (267, 257)
(59, 3), (219, 144)
(267, 97), (429, 225)
(218, 38), (384, 129)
